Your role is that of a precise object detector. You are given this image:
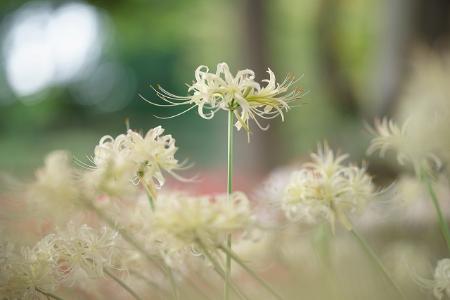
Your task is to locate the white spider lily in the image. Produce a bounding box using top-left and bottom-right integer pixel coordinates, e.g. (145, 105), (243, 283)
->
(152, 191), (251, 250)
(367, 118), (442, 175)
(51, 224), (119, 285)
(0, 240), (58, 299)
(27, 151), (81, 220)
(146, 62), (303, 136)
(429, 259), (450, 299)
(88, 126), (187, 199)
(279, 144), (375, 231)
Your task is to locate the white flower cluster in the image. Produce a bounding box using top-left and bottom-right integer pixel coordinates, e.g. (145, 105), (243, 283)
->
(279, 144), (375, 231)
(152, 192), (252, 249)
(27, 151), (80, 220)
(0, 241), (57, 299)
(87, 126), (184, 198)
(0, 224), (119, 298)
(367, 118), (442, 174)
(152, 62), (303, 133)
(433, 259), (450, 299)
(51, 224), (119, 284)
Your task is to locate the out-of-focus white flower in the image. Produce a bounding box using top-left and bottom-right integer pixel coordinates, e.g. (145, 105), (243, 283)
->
(152, 191), (251, 249)
(27, 151), (80, 220)
(149, 63), (303, 135)
(88, 126), (185, 199)
(51, 223), (119, 285)
(279, 144), (375, 231)
(85, 133), (136, 197)
(432, 259), (450, 299)
(367, 118), (442, 174)
(0, 239), (58, 299)
(395, 49), (450, 168)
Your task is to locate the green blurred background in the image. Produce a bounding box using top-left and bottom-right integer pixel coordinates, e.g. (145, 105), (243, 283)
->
(0, 0), (449, 188)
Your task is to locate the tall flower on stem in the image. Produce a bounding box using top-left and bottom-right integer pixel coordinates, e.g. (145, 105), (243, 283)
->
(367, 118), (450, 253)
(146, 63), (302, 299)
(275, 143), (405, 299)
(87, 126), (188, 208)
(145, 62), (304, 137)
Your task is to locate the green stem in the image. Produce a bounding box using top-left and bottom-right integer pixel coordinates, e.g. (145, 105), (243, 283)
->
(35, 288), (65, 300)
(143, 182), (155, 211)
(422, 173), (450, 252)
(104, 268), (143, 300)
(130, 269), (170, 298)
(225, 110), (234, 300)
(350, 228), (405, 300)
(167, 267), (180, 300)
(218, 245), (284, 300)
(196, 239), (248, 300)
(83, 200), (166, 275)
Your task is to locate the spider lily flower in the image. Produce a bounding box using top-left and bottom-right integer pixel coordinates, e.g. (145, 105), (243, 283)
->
(0, 240), (58, 299)
(367, 118), (442, 175)
(152, 191), (251, 250)
(50, 224), (119, 285)
(146, 62), (304, 136)
(432, 259), (450, 299)
(27, 151), (81, 221)
(279, 143), (375, 232)
(88, 126), (188, 199)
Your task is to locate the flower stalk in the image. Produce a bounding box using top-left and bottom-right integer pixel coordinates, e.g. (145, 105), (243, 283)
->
(218, 244), (284, 300)
(421, 171), (450, 253)
(104, 268), (143, 300)
(350, 228), (405, 300)
(225, 110), (234, 300)
(35, 288), (65, 300)
(195, 239), (249, 300)
(143, 182), (155, 211)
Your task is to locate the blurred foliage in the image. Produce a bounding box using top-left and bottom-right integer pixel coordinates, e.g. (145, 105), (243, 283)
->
(0, 0), (448, 180)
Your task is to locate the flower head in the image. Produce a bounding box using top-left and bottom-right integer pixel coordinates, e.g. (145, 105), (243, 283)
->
(50, 223), (119, 285)
(279, 143), (375, 231)
(0, 240), (58, 299)
(367, 117), (442, 175)
(27, 151), (80, 220)
(149, 62), (303, 135)
(433, 259), (450, 299)
(152, 191), (251, 249)
(87, 126), (185, 199)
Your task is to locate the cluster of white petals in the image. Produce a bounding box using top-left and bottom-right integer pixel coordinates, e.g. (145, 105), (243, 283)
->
(0, 224), (119, 298)
(151, 62), (303, 134)
(432, 259), (450, 299)
(0, 241), (58, 299)
(152, 192), (252, 249)
(50, 224), (119, 284)
(88, 126), (184, 198)
(367, 118), (442, 174)
(27, 150), (80, 219)
(280, 144), (375, 231)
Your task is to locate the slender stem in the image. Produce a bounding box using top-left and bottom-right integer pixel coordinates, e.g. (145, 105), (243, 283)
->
(196, 239), (249, 300)
(225, 110), (234, 300)
(130, 269), (170, 298)
(167, 267), (180, 300)
(422, 173), (450, 252)
(350, 228), (405, 300)
(83, 200), (167, 275)
(35, 288), (65, 300)
(143, 182), (155, 211)
(218, 245), (284, 300)
(104, 268), (143, 300)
